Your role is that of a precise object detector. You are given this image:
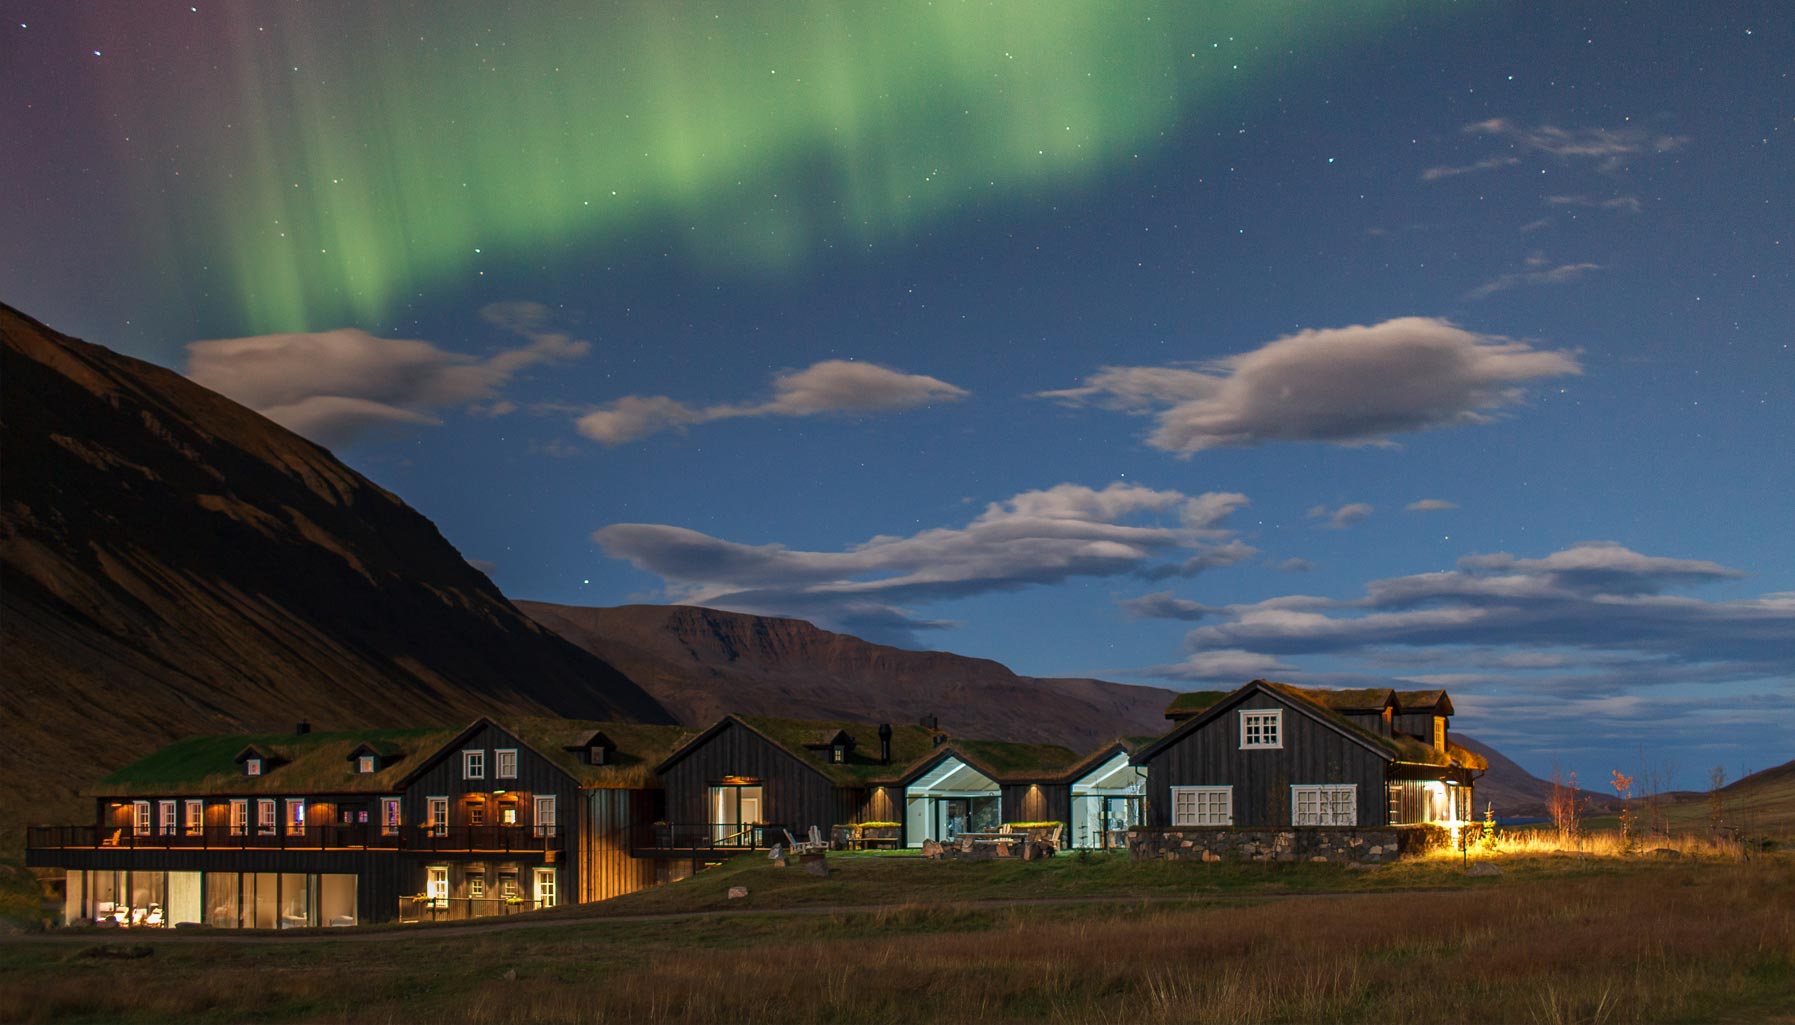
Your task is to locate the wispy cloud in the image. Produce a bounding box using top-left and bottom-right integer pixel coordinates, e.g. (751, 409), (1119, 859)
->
(1463, 118), (1689, 171)
(1545, 194), (1643, 213)
(575, 361), (968, 445)
(1466, 259), (1601, 300)
(1419, 155), (1520, 181)
(1308, 502), (1373, 530)
(185, 301), (588, 448)
(595, 482), (1252, 644)
(1406, 499), (1459, 512)
(1038, 317), (1580, 454)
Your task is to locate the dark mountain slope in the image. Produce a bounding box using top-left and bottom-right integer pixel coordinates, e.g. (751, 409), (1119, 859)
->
(519, 601), (1179, 750)
(0, 304), (669, 841)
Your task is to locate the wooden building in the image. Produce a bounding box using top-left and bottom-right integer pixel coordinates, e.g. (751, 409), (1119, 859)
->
(26, 717), (692, 928)
(1132, 680), (1484, 830)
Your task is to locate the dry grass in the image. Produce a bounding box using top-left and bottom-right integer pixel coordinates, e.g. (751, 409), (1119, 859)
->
(2, 855), (1790, 1023)
(1437, 827), (1748, 859)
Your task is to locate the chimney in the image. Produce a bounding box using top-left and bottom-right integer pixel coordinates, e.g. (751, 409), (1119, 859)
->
(920, 713), (937, 731)
(877, 723), (892, 765)
(295, 721), (311, 735)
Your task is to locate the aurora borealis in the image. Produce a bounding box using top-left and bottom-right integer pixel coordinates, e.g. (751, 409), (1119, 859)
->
(22, 0), (1408, 332)
(4, 1), (1791, 782)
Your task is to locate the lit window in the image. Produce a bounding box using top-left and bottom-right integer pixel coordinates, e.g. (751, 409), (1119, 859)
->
(245, 758), (262, 776)
(495, 749), (518, 779)
(184, 799), (203, 836)
(380, 797), (401, 836)
(257, 798), (277, 835)
(462, 750), (485, 780)
(1240, 709), (1282, 749)
(133, 801), (152, 837)
(286, 799), (306, 835)
(1171, 786), (1233, 826)
(357, 754), (375, 774)
(230, 799), (248, 836)
(1292, 785), (1357, 826)
(427, 796), (448, 837)
(468, 875), (485, 899)
(533, 795), (557, 838)
(469, 804), (484, 827)
(159, 800), (178, 836)
(1433, 716), (1447, 752)
(588, 745), (605, 766)
(831, 744), (845, 764)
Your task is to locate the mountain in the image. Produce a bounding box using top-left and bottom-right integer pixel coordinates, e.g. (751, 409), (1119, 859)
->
(0, 304), (671, 843)
(518, 601), (1178, 750)
(1452, 736), (1622, 818)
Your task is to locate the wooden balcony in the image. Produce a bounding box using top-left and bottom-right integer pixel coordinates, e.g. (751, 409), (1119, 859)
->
(26, 823), (563, 855)
(629, 822), (787, 858)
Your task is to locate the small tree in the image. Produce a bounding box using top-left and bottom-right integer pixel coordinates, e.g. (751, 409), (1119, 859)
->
(1548, 766), (1583, 844)
(1612, 770), (1636, 854)
(1707, 765), (1728, 833)
(1478, 802), (1501, 853)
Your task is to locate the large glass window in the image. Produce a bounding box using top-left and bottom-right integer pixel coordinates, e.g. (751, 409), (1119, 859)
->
(707, 786), (762, 843)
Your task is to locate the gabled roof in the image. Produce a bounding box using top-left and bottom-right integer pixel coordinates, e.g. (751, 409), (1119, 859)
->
(657, 716), (941, 787)
(803, 728), (857, 750)
(1395, 689), (1455, 716)
(1134, 680), (1482, 770)
(233, 744), (279, 765)
(886, 737), (1084, 786)
(508, 718), (695, 789)
(345, 740), (402, 761)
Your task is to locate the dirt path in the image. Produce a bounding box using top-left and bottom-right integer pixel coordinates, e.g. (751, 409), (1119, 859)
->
(2, 888), (1444, 945)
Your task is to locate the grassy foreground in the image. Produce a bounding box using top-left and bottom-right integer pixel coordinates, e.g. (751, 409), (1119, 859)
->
(3, 852), (1791, 1024)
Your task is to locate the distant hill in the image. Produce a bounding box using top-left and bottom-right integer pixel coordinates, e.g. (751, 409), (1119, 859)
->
(518, 601), (1178, 750)
(0, 304), (671, 843)
(1452, 735), (1621, 818)
(1640, 759), (1795, 835)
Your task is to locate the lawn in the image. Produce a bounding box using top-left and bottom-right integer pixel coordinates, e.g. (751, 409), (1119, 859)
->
(3, 850), (1791, 1023)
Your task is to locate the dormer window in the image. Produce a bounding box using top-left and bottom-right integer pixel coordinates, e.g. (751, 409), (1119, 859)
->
(831, 744), (846, 764)
(357, 754), (376, 774)
(588, 745), (605, 766)
(1433, 716), (1447, 752)
(245, 758), (263, 777)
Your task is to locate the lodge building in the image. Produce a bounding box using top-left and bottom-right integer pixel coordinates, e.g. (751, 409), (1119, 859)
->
(26, 680), (1483, 929)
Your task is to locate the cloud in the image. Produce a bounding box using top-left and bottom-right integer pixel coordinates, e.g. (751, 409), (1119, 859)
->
(186, 301), (589, 447)
(1171, 542), (1786, 671)
(1463, 118), (1689, 167)
(1406, 499), (1459, 512)
(595, 482), (1251, 644)
(1146, 649), (1298, 682)
(1272, 557), (1315, 573)
(1419, 155), (1520, 181)
(1039, 318), (1580, 454)
(1120, 591), (1215, 621)
(1545, 194), (1643, 213)
(1308, 502), (1373, 530)
(1466, 261), (1601, 300)
(575, 360), (968, 445)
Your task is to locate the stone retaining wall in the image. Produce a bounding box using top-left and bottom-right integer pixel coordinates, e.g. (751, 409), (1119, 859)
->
(1125, 827), (1413, 864)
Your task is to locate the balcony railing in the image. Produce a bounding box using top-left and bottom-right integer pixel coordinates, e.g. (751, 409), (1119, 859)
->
(630, 822), (787, 855)
(26, 823), (562, 854)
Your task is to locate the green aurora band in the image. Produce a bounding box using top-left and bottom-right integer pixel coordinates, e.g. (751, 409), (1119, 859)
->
(101, 1), (1422, 332)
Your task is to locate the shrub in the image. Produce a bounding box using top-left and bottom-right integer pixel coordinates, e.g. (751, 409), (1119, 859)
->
(1396, 824), (1451, 855)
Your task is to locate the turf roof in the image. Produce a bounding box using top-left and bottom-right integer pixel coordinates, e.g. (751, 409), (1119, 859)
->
(506, 718), (697, 789)
(1163, 690), (1230, 718)
(730, 716), (944, 786)
(91, 726), (457, 797)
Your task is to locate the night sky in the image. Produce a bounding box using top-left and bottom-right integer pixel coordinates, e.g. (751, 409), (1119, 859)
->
(5, 1), (1791, 786)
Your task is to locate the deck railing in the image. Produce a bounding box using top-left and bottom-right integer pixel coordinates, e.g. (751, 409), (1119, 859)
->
(26, 823), (562, 854)
(629, 821), (787, 855)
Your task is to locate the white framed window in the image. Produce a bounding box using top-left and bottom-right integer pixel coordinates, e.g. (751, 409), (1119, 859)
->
(184, 799), (204, 836)
(495, 749), (518, 779)
(245, 758), (262, 776)
(1292, 784), (1357, 826)
(427, 796), (448, 837)
(286, 798), (306, 835)
(533, 867), (557, 909)
(426, 865), (448, 907)
(158, 800), (178, 836)
(533, 795), (557, 838)
(1240, 709), (1283, 749)
(588, 744), (606, 766)
(1433, 717), (1447, 752)
(256, 798), (277, 835)
(133, 801), (152, 837)
(229, 799), (248, 836)
(356, 754), (376, 774)
(462, 749), (485, 780)
(1171, 786), (1233, 826)
(380, 797), (401, 836)
(468, 874), (485, 899)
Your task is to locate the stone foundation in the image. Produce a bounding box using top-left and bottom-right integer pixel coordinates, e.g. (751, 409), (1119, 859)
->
(1125, 827), (1418, 864)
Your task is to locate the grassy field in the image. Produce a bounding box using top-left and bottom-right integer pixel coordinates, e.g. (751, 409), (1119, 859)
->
(3, 849), (1791, 1024)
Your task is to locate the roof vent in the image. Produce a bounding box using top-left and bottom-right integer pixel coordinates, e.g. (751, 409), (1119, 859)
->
(295, 721), (311, 735)
(932, 732), (947, 747)
(920, 714), (938, 730)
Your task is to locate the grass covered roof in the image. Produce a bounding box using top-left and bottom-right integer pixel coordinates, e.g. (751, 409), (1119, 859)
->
(91, 726), (458, 797)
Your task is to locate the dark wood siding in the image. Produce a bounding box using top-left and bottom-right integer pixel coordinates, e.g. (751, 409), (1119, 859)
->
(1001, 782), (1069, 825)
(399, 722), (583, 899)
(658, 721), (860, 835)
(1138, 690), (1391, 828)
(579, 789), (659, 902)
